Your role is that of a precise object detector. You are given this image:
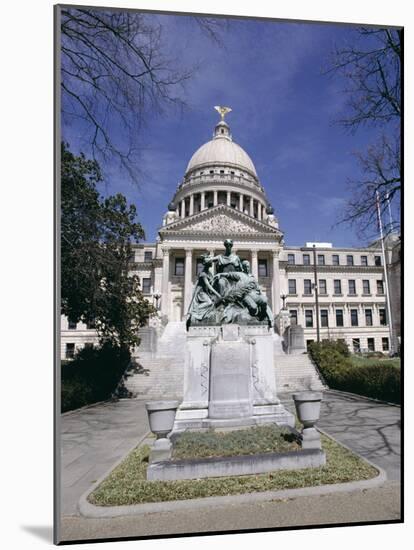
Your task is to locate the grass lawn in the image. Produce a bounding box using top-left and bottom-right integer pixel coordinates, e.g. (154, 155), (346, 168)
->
(349, 356), (400, 369)
(88, 429), (378, 507)
(172, 425), (300, 459)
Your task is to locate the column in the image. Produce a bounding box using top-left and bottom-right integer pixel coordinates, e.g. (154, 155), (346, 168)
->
(272, 250), (281, 315)
(189, 194), (194, 216)
(184, 248), (193, 313)
(161, 247), (170, 316)
(180, 199), (185, 219)
(239, 193), (244, 211)
(213, 190), (218, 206)
(227, 191), (231, 206)
(201, 191), (205, 211)
(258, 203), (262, 221)
(250, 197), (254, 217)
(251, 250), (258, 280)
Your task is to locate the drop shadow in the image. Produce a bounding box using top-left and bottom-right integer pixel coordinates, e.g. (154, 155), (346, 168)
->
(21, 525), (53, 543)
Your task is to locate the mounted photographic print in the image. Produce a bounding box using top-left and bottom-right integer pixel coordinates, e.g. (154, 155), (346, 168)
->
(54, 3), (402, 545)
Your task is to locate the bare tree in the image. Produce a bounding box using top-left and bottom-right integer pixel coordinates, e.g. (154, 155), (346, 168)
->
(327, 27), (402, 239)
(59, 7), (224, 184)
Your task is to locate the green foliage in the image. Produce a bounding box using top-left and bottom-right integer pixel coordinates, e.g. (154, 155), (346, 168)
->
(88, 434), (378, 506)
(61, 342), (132, 412)
(308, 340), (401, 404)
(172, 425), (299, 460)
(61, 142), (155, 349)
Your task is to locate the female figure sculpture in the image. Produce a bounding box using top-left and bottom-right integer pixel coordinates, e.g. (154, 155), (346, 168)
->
(186, 255), (221, 330)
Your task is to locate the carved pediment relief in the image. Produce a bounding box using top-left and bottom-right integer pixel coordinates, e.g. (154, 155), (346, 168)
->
(160, 205), (281, 237)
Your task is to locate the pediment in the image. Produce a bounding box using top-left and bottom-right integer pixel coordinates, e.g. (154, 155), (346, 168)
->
(159, 204), (282, 238)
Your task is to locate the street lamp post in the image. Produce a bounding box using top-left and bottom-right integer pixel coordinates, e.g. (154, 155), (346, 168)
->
(312, 245), (321, 344)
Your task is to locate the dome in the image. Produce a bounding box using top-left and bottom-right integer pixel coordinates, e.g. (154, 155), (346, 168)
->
(185, 120), (258, 178)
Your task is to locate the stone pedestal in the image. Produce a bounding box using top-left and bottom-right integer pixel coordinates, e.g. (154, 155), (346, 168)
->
(287, 324), (306, 354)
(173, 324), (294, 431)
(149, 438), (173, 463)
(275, 308), (290, 336)
(301, 427), (322, 450)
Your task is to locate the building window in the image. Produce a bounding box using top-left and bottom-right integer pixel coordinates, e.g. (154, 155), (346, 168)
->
(362, 280), (370, 295)
(379, 308), (387, 326)
(258, 259), (268, 277)
(84, 342), (94, 350)
(289, 310), (298, 325)
(336, 309), (344, 327)
(377, 280), (384, 295)
(196, 257), (204, 276)
(365, 309), (373, 326)
(350, 309), (358, 327)
(361, 255), (368, 266)
(142, 278), (151, 294)
(305, 310), (313, 327)
(367, 338), (375, 351)
(220, 169), (225, 174)
(332, 254), (340, 265)
(303, 253), (310, 265)
(334, 279), (342, 295)
(375, 255), (382, 266)
(352, 338), (360, 353)
(288, 279), (297, 295)
(68, 319), (77, 330)
(319, 279), (327, 294)
(209, 170), (214, 174)
(287, 253), (295, 265)
(382, 337), (389, 351)
(346, 255), (354, 266)
(304, 279), (312, 295)
(65, 343), (75, 359)
(144, 250), (153, 262)
(175, 257), (185, 276)
(317, 254), (325, 265)
(320, 309), (329, 327)
(348, 280), (356, 295)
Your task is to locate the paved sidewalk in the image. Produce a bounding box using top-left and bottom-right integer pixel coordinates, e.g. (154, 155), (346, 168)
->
(61, 480), (400, 541)
(60, 399), (149, 516)
(280, 391), (401, 481)
(59, 390), (401, 531)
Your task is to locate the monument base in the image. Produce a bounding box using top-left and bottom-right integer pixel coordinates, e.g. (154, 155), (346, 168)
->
(173, 324), (295, 432)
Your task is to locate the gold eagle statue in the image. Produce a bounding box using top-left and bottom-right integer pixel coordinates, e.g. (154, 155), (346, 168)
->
(214, 105), (232, 121)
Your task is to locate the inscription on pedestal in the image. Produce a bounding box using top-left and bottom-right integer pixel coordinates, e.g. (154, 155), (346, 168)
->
(208, 340), (253, 419)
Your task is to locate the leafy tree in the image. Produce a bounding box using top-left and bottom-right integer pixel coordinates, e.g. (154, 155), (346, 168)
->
(61, 142), (155, 349)
(327, 28), (401, 239)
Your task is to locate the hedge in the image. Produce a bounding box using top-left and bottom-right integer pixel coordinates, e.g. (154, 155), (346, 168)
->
(308, 340), (401, 404)
(61, 342), (132, 412)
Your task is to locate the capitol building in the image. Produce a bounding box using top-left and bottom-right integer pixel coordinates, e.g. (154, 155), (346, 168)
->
(61, 110), (400, 393)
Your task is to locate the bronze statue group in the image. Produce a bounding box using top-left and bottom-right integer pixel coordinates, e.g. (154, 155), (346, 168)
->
(186, 239), (274, 329)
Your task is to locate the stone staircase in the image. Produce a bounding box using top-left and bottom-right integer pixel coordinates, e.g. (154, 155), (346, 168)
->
(126, 321), (325, 399)
(274, 353), (325, 393)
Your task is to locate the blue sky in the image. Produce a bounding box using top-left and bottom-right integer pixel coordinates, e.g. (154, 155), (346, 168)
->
(62, 12), (397, 247)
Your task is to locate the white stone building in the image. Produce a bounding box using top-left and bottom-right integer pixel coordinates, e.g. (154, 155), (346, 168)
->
(61, 114), (399, 361)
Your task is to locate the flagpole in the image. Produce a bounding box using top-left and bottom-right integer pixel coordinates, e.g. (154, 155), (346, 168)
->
(376, 191), (394, 355)
(386, 192), (394, 233)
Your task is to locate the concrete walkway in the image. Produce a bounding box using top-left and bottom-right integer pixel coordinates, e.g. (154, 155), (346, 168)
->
(60, 391), (401, 516)
(280, 391), (401, 481)
(60, 399), (149, 516)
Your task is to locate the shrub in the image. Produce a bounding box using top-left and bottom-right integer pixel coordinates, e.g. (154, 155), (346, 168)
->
(61, 342), (132, 412)
(308, 340), (400, 404)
